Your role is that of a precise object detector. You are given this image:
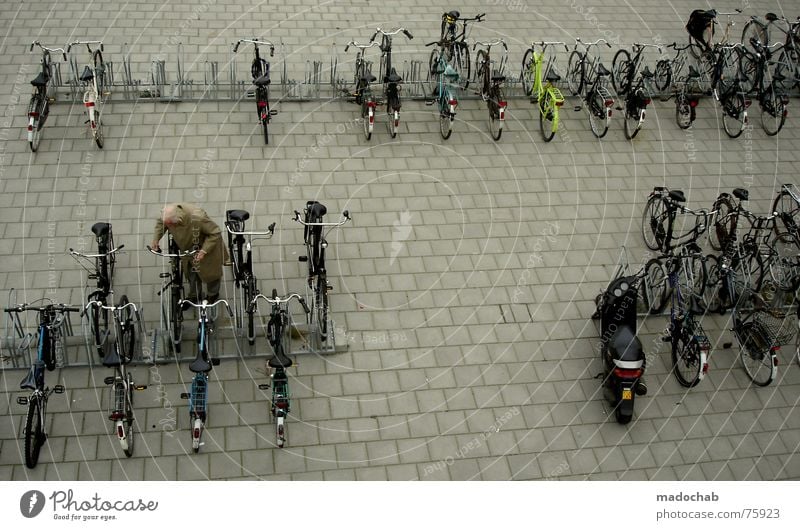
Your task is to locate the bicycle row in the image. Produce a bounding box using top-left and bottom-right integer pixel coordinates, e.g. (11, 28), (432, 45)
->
(3, 202), (351, 467)
(594, 182), (800, 424)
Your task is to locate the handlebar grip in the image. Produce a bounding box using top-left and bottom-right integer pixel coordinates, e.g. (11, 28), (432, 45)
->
(477, 13), (486, 20)
(425, 41), (437, 47)
(62, 52), (67, 61)
(344, 44), (350, 52)
(67, 43), (72, 53)
(100, 43), (103, 52)
(272, 288), (278, 299)
(606, 42), (612, 48)
(268, 222), (276, 232)
(270, 46), (274, 57)
(404, 29), (413, 39)
(293, 210), (301, 220)
(343, 210), (350, 219)
(234, 42), (240, 53)
(118, 244), (125, 250)
(30, 43), (34, 52)
(370, 32), (377, 43)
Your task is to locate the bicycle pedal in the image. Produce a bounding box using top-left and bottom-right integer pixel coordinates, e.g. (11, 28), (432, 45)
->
(103, 376), (116, 385)
(180, 392), (190, 399)
(326, 284), (333, 291)
(298, 256), (308, 262)
(425, 100), (434, 106)
(573, 105), (582, 112)
(211, 358), (221, 366)
(16, 396), (28, 405)
(135, 385), (147, 391)
(53, 384), (65, 393)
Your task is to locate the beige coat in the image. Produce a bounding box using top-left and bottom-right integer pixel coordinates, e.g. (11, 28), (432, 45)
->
(152, 203), (228, 283)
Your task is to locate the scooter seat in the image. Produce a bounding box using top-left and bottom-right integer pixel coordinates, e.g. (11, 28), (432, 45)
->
(31, 72), (49, 87)
(268, 353), (293, 368)
(226, 209), (250, 223)
(596, 63), (611, 77)
(609, 327), (643, 362)
(79, 65), (94, 82)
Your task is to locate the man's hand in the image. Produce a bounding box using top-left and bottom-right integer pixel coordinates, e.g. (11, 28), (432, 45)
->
(150, 240), (161, 252)
(194, 249), (207, 262)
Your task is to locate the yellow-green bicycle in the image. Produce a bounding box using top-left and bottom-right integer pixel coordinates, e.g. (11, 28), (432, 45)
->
(520, 41), (568, 142)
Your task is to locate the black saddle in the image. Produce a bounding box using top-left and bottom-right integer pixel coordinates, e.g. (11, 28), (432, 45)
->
(546, 70), (561, 82)
(226, 209), (250, 223)
(91, 222), (111, 238)
(31, 72), (49, 87)
(306, 201), (327, 220)
(446, 10), (460, 19)
(733, 187), (749, 201)
(596, 63), (611, 77)
(254, 73), (271, 86)
(641, 66), (655, 78)
(102, 341), (122, 367)
(491, 74), (506, 82)
(609, 327), (644, 362)
(80, 65), (94, 82)
(189, 353), (212, 374)
(360, 71), (377, 84)
(268, 353), (293, 368)
(687, 65), (701, 78)
(20, 362), (44, 391)
(669, 189), (686, 203)
(765, 13), (778, 22)
(385, 67), (402, 84)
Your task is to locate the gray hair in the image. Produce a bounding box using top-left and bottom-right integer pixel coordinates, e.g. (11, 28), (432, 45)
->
(162, 204), (180, 225)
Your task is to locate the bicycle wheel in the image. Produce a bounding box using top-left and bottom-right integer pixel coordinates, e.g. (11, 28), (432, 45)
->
(612, 49), (632, 94)
(317, 272), (329, 342)
(715, 47), (740, 96)
(93, 49), (106, 96)
(641, 195), (667, 251)
(27, 95), (43, 152)
(452, 42), (470, 90)
(644, 258), (668, 314)
(709, 195), (735, 251)
(439, 100), (453, 140)
(760, 92), (787, 136)
(476, 50), (489, 97)
(738, 320), (776, 386)
(672, 326), (704, 387)
(245, 275), (256, 345)
(539, 92), (556, 142)
(566, 50), (585, 96)
(520, 48), (534, 96)
(428, 49), (440, 93)
(732, 249), (764, 301)
(678, 253), (707, 304)
(118, 295), (136, 362)
(488, 85), (504, 141)
(737, 52), (757, 94)
(654, 59), (672, 93)
(122, 374), (135, 457)
(772, 189), (800, 238)
(24, 397), (43, 469)
(587, 89), (609, 138)
(721, 92), (747, 138)
(387, 102), (399, 139)
(676, 92), (692, 129)
(93, 107), (104, 148)
(704, 254), (723, 313)
(742, 20), (768, 55)
(361, 97), (373, 141)
(170, 286), (182, 353)
(261, 113), (269, 145)
(624, 100), (642, 140)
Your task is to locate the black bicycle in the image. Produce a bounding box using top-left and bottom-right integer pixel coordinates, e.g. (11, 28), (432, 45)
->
(233, 38), (278, 144)
(293, 202), (351, 343)
(253, 290), (309, 448)
(739, 38), (788, 136)
(437, 10), (484, 89)
(473, 38), (508, 141)
(612, 42), (662, 95)
(26, 42), (66, 152)
(148, 237), (198, 354)
(371, 26), (413, 138)
(224, 209), (275, 345)
(344, 39), (380, 140)
(5, 303), (78, 468)
(567, 38), (614, 138)
(69, 222), (123, 359)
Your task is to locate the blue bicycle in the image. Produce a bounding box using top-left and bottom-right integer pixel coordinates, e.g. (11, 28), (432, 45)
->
(427, 40), (460, 139)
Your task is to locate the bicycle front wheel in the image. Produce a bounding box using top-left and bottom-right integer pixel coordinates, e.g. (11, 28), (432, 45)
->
(721, 93), (746, 138)
(452, 42), (470, 90)
(761, 93), (787, 136)
(539, 92), (556, 142)
(644, 258), (668, 314)
(772, 189), (800, 239)
(93, 108), (104, 148)
(709, 194), (735, 251)
(741, 20), (768, 56)
(361, 97), (373, 141)
(587, 89), (609, 138)
(118, 295), (136, 361)
(624, 101), (642, 140)
(170, 287), (182, 353)
(439, 101), (453, 140)
(520, 49), (534, 96)
(24, 397), (43, 469)
(566, 50), (585, 96)
(641, 194), (667, 251)
(488, 85), (504, 141)
(27, 96), (43, 152)
(672, 326), (704, 387)
(612, 49), (632, 94)
(122, 374), (135, 457)
(738, 321), (776, 386)
(317, 272), (329, 342)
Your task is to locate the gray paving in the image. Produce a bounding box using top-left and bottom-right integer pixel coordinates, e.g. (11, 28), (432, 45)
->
(1, 0), (800, 480)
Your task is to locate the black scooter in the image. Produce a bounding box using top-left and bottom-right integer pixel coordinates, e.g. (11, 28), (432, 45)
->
(592, 250), (647, 424)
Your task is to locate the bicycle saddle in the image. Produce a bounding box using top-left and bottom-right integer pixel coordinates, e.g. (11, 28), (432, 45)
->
(609, 327), (643, 362)
(766, 13), (778, 22)
(596, 63), (611, 77)
(360, 71), (377, 84)
(268, 353), (293, 368)
(102, 341), (122, 367)
(385, 67), (402, 84)
(445, 10), (460, 20)
(491, 73), (506, 82)
(226, 209), (250, 223)
(189, 353), (212, 374)
(545, 69), (561, 82)
(306, 201), (327, 220)
(641, 66), (655, 78)
(30, 72), (49, 87)
(254, 72), (271, 86)
(20, 361), (44, 391)
(91, 222), (111, 238)
(686, 241), (703, 254)
(79, 65), (94, 82)
(733, 188), (749, 201)
(669, 189), (686, 203)
(687, 65), (702, 78)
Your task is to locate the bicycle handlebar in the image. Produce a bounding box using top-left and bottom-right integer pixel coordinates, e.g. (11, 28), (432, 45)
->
(573, 38), (612, 49)
(84, 300), (137, 313)
(5, 303), (80, 314)
(146, 245), (199, 258)
(67, 40), (103, 54)
(31, 42), (68, 61)
(370, 27), (414, 42)
(68, 245), (124, 259)
(536, 41), (569, 52)
(473, 39), (507, 51)
(226, 222), (276, 238)
(180, 298), (234, 316)
(632, 42), (663, 52)
(292, 210), (351, 227)
(345, 41), (379, 53)
(250, 292), (310, 313)
(233, 38), (275, 56)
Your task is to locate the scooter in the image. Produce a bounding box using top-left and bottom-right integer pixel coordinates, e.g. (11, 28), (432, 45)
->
(592, 248), (647, 424)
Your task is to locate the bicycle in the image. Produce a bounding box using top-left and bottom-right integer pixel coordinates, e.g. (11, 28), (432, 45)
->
(709, 44), (750, 138)
(344, 40), (379, 140)
(293, 202), (351, 344)
(473, 38), (508, 141)
(565, 37), (612, 96)
(224, 209), (275, 345)
(233, 38), (279, 145)
(766, 15), (800, 92)
(686, 8), (743, 89)
(5, 303), (78, 468)
(67, 40), (106, 148)
(253, 290), (309, 448)
(179, 298), (231, 452)
(437, 10), (485, 90)
(739, 38), (789, 136)
(622, 66), (657, 140)
(427, 40), (460, 140)
(612, 42), (662, 95)
(741, 11), (777, 55)
(147, 238), (198, 355)
(69, 222), (123, 359)
(568, 38), (614, 138)
(85, 299), (146, 457)
(772, 183), (800, 244)
(26, 42), (66, 152)
(371, 27), (414, 139)
(520, 41), (568, 142)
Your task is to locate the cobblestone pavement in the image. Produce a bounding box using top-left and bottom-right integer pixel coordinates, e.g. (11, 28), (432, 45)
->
(1, 0), (799, 480)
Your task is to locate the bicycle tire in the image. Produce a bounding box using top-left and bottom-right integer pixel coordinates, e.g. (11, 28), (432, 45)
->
(488, 84), (504, 141)
(641, 194), (667, 251)
(654, 59), (672, 93)
(539, 91), (556, 142)
(672, 325), (704, 387)
(317, 272), (329, 342)
(680, 253), (707, 303)
(476, 50), (489, 97)
(737, 320), (776, 386)
(566, 50), (585, 96)
(772, 189), (800, 239)
(170, 286), (182, 353)
(715, 47), (740, 96)
(703, 254), (723, 313)
(676, 92), (693, 129)
(709, 194), (735, 251)
(245, 275), (256, 345)
(439, 100), (453, 140)
(118, 295), (136, 362)
(387, 103), (399, 139)
(93, 49), (105, 96)
(24, 397), (43, 468)
(361, 97), (373, 141)
(624, 97), (642, 140)
(262, 114), (269, 145)
(761, 92), (787, 136)
(644, 258), (668, 314)
(93, 107), (104, 148)
(720, 91), (746, 138)
(741, 20), (768, 55)
(28, 95), (43, 152)
(732, 248), (764, 301)
(520, 48), (534, 96)
(612, 49), (632, 94)
(453, 41), (470, 90)
(428, 49), (440, 95)
(737, 52), (757, 94)
(587, 88), (609, 138)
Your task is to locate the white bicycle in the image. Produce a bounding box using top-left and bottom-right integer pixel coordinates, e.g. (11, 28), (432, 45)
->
(67, 40), (106, 148)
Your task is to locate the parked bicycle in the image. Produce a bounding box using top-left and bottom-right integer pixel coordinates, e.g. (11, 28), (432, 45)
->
(567, 38), (614, 138)
(224, 209), (275, 345)
(765, 15), (800, 92)
(179, 298), (231, 452)
(148, 238), (198, 354)
(5, 303), (78, 468)
(622, 65), (657, 140)
(253, 290), (309, 447)
(686, 8), (743, 89)
(344, 40), (379, 140)
(233, 38), (278, 144)
(67, 40), (106, 148)
(437, 10), (484, 89)
(293, 202), (351, 344)
(612, 42), (662, 95)
(371, 26), (413, 138)
(69, 222), (122, 359)
(426, 39), (461, 139)
(520, 41), (568, 142)
(739, 38), (789, 136)
(772, 183), (800, 244)
(473, 38), (508, 141)
(85, 299), (146, 457)
(26, 42), (66, 152)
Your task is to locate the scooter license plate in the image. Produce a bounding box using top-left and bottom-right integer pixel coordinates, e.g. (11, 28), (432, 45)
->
(621, 388), (632, 400)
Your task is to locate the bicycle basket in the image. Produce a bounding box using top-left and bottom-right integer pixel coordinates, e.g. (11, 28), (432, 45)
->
(190, 377), (207, 414)
(753, 309), (797, 347)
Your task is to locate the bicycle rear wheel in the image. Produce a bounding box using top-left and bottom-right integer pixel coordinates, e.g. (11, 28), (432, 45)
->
(118, 295), (136, 362)
(566, 50), (585, 96)
(170, 286), (182, 353)
(93, 107), (104, 148)
(654, 59), (672, 93)
(761, 92), (787, 136)
(452, 42), (470, 90)
(703, 254), (723, 313)
(641, 195), (667, 251)
(28, 95), (44, 152)
(611, 49), (632, 94)
(122, 374), (135, 457)
(672, 325), (704, 387)
(520, 49), (534, 96)
(772, 189), (800, 239)
(439, 102), (453, 140)
(721, 92), (747, 138)
(624, 100), (642, 140)
(709, 194), (735, 251)
(644, 258), (668, 314)
(24, 397), (43, 469)
(488, 85), (504, 141)
(539, 92), (556, 142)
(587, 89), (609, 138)
(738, 320), (776, 386)
(317, 272), (329, 342)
